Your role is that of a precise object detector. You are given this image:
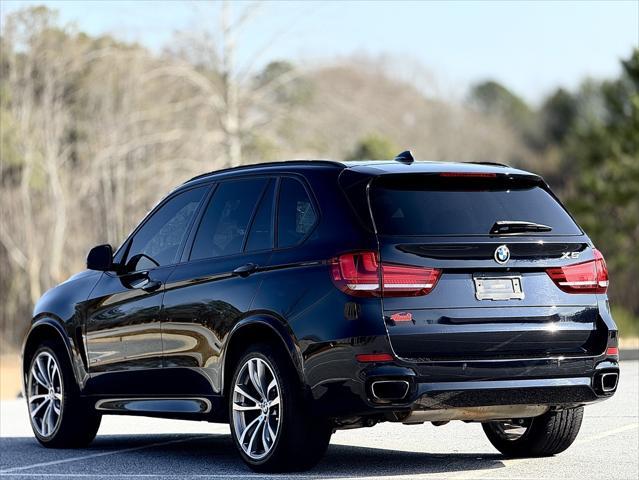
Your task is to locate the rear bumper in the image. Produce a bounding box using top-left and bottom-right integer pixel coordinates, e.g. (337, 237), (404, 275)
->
(370, 358), (619, 409)
(312, 356), (619, 418)
(412, 377), (600, 409)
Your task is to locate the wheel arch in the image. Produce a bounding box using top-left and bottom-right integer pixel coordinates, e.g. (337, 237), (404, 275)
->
(220, 315), (304, 398)
(21, 317), (86, 395)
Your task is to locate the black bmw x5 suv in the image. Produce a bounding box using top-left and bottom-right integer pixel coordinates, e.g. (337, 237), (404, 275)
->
(23, 154), (619, 471)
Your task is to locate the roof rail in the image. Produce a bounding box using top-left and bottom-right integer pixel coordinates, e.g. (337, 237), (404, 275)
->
(466, 161), (511, 168)
(183, 159), (345, 185)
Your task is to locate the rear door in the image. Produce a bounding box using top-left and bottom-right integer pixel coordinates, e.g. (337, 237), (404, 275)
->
(368, 173), (607, 361)
(160, 177), (275, 394)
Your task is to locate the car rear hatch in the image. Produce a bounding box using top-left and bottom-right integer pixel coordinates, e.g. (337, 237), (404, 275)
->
(364, 171), (608, 361)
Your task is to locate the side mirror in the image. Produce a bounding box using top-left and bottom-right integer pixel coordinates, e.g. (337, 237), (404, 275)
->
(87, 244), (114, 271)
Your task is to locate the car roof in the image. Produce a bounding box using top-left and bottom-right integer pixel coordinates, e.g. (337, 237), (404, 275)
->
(338, 160), (536, 177)
(182, 159), (537, 187)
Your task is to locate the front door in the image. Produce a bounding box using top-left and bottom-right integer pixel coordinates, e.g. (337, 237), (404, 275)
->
(84, 185), (208, 395)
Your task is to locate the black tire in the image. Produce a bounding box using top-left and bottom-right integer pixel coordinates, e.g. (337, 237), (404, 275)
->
(26, 341), (101, 448)
(228, 343), (332, 472)
(482, 407), (584, 457)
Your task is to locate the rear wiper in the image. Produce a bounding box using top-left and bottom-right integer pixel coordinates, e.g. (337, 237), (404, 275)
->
(490, 220), (552, 235)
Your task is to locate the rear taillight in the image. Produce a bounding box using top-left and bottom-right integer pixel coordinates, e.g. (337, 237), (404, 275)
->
(381, 262), (441, 296)
(330, 251), (380, 296)
(546, 248), (609, 294)
(330, 251), (441, 297)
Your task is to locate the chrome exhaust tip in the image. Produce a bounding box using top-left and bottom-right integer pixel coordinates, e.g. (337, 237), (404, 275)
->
(370, 380), (410, 402)
(600, 372), (618, 392)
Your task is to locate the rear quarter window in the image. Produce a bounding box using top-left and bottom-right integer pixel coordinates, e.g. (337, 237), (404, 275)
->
(370, 174), (582, 236)
(277, 177), (317, 247)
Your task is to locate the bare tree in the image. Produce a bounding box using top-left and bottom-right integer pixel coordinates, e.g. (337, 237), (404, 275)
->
(1, 9), (78, 302)
(0, 8), (222, 344)
(158, 0), (311, 167)
(0, 5), (553, 351)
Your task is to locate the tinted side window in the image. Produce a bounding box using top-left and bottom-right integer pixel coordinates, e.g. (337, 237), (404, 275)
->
(190, 178), (267, 260)
(277, 178), (317, 248)
(126, 186), (207, 270)
(245, 179), (275, 252)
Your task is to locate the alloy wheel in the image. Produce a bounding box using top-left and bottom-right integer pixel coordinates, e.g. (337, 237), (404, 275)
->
(28, 351), (63, 438)
(232, 357), (281, 460)
(491, 418), (533, 441)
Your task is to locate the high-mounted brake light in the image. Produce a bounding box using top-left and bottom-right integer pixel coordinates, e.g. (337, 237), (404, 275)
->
(546, 248), (609, 294)
(330, 251), (441, 297)
(439, 172), (497, 178)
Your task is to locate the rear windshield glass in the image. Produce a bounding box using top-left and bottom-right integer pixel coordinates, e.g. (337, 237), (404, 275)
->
(370, 174), (581, 236)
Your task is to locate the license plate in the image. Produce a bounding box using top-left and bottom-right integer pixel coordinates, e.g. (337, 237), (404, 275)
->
(473, 275), (524, 301)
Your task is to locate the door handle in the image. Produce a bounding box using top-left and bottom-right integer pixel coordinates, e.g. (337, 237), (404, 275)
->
(131, 278), (162, 292)
(141, 279), (162, 292)
(232, 263), (258, 278)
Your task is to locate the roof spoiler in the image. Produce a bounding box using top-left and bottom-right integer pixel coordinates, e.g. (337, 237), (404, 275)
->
(466, 161), (511, 168)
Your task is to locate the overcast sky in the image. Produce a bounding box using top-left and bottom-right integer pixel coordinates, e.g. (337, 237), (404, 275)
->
(3, 0), (638, 104)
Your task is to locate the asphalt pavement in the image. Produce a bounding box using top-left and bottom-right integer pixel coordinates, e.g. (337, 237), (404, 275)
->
(1, 360), (637, 480)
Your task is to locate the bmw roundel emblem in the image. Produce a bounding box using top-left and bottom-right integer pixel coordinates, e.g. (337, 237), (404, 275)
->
(494, 245), (510, 264)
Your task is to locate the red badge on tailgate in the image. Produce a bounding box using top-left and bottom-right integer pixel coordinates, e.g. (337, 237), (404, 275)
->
(390, 312), (413, 322)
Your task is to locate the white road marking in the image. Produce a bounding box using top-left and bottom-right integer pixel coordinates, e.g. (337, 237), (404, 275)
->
(2, 425), (635, 478)
(0, 435), (210, 474)
(450, 423), (639, 480)
(573, 422), (638, 445)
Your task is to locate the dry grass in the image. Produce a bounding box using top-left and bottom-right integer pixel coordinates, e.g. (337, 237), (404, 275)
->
(0, 353), (22, 400)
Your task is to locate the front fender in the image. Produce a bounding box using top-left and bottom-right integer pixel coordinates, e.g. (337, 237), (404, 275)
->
(21, 316), (89, 394)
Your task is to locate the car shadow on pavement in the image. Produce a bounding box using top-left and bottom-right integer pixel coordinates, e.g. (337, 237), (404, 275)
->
(0, 434), (505, 477)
